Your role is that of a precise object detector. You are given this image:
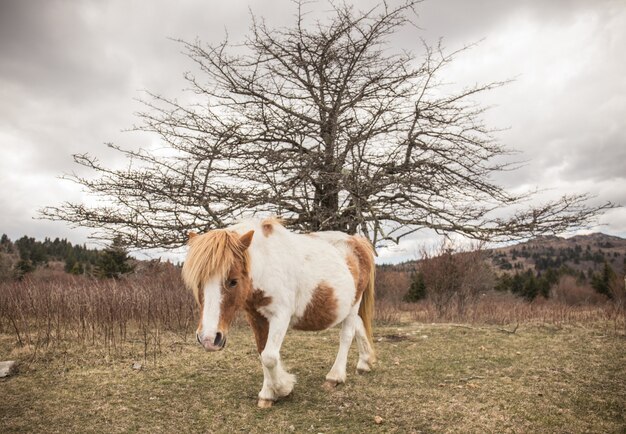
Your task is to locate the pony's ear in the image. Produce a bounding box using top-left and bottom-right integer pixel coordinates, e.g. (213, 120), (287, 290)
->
(239, 230), (254, 250)
(188, 232), (198, 242)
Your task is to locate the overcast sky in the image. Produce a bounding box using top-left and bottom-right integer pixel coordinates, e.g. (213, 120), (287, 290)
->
(0, 0), (624, 263)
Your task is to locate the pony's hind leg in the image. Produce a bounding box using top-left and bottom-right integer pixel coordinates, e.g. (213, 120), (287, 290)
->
(355, 314), (375, 373)
(324, 314), (357, 388)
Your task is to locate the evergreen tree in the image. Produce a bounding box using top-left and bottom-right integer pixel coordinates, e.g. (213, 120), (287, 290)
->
(591, 261), (616, 299)
(14, 259), (34, 278)
(96, 236), (134, 278)
(70, 261), (85, 275)
(404, 271), (427, 302)
(511, 272), (525, 296)
(522, 272), (539, 300)
(537, 275), (551, 298)
(495, 273), (513, 292)
(64, 250), (78, 273)
(0, 234), (12, 253)
(543, 268), (560, 286)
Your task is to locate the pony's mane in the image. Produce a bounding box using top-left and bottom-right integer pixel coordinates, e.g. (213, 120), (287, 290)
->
(182, 230), (248, 304)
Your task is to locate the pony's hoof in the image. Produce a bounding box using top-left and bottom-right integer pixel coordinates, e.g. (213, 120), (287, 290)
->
(357, 359), (372, 374)
(257, 399), (274, 408)
(322, 379), (339, 390)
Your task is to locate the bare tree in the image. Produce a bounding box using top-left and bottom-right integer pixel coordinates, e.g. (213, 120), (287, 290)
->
(417, 242), (493, 317)
(41, 1), (613, 248)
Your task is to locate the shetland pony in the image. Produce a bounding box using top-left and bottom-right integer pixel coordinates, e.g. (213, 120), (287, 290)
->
(182, 218), (376, 408)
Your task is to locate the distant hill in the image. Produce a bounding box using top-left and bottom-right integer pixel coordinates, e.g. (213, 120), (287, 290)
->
(379, 233), (626, 275)
(488, 233), (626, 276)
(375, 233), (626, 302)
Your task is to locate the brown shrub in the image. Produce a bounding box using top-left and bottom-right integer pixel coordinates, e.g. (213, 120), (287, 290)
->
(375, 269), (410, 304)
(374, 298), (402, 326)
(551, 276), (608, 306)
(418, 243), (494, 317)
(0, 253), (17, 280)
(608, 273), (626, 332)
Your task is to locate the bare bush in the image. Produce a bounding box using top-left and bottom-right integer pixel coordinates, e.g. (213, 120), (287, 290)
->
(418, 243), (494, 317)
(551, 275), (608, 306)
(608, 273), (626, 332)
(375, 268), (410, 304)
(456, 250), (495, 314)
(609, 273), (626, 304)
(374, 299), (402, 326)
(0, 253), (17, 280)
(419, 248), (458, 316)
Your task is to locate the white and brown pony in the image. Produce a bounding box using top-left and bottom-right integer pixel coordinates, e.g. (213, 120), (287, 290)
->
(182, 218), (376, 408)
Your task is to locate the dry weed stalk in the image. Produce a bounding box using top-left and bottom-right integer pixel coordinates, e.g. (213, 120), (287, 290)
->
(0, 263), (195, 361)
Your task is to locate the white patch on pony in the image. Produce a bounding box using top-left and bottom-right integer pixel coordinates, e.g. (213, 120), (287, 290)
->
(199, 276), (222, 343)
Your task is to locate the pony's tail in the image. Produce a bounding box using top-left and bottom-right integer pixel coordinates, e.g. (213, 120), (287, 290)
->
(358, 241), (376, 362)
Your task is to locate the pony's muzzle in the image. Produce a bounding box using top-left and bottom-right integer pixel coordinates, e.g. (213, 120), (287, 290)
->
(197, 331), (227, 352)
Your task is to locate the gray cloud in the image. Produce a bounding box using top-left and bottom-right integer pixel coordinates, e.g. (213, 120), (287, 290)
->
(0, 0), (624, 260)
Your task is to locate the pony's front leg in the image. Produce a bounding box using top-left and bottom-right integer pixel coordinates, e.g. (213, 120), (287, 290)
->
(258, 314), (296, 408)
(324, 314), (356, 389)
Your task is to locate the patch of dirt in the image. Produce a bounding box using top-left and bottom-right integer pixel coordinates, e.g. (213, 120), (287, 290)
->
(380, 333), (411, 342)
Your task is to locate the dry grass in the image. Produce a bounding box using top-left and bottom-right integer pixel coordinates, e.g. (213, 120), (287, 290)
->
(1, 322), (624, 433)
(406, 293), (625, 330)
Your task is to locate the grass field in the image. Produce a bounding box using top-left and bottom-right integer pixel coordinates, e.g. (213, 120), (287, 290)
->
(1, 321), (624, 433)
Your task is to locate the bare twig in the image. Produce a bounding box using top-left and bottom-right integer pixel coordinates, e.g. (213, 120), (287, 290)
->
(497, 323), (519, 334)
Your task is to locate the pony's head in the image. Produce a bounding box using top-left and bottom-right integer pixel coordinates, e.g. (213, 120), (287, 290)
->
(182, 229), (254, 351)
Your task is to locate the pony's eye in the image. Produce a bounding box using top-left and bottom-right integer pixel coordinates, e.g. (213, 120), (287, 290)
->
(227, 279), (238, 288)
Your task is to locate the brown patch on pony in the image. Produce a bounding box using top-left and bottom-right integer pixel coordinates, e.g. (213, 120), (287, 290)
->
(292, 282), (338, 331)
(261, 216), (284, 237)
(346, 253), (360, 301)
(217, 259), (250, 334)
(188, 231), (198, 240)
(347, 236), (375, 305)
(247, 288), (273, 309)
(196, 279), (205, 333)
(245, 289), (272, 353)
